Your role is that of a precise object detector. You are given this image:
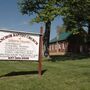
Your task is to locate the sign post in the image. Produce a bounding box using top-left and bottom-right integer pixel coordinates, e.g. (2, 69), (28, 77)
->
(38, 27), (43, 77)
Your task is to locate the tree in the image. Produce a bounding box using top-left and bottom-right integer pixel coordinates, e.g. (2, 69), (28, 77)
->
(18, 0), (62, 56)
(62, 0), (89, 33)
(60, 0), (90, 53)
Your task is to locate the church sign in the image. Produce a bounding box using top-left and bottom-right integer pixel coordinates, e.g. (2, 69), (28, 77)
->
(0, 28), (43, 76)
(0, 30), (40, 60)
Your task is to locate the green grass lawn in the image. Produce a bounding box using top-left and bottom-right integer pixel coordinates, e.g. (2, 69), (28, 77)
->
(0, 58), (90, 90)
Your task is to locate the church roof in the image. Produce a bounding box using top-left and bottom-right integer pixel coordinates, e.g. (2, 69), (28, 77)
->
(50, 32), (71, 44)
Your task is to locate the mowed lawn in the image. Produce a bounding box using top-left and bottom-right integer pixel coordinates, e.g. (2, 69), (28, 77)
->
(0, 58), (90, 90)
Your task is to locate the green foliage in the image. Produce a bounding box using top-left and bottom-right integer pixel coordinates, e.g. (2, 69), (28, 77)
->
(18, 0), (90, 33)
(60, 0), (90, 33)
(18, 0), (61, 23)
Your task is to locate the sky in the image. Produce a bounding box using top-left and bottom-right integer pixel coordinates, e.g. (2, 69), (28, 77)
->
(0, 0), (63, 39)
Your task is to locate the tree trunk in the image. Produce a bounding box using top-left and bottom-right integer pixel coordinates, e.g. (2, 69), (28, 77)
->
(88, 22), (90, 35)
(43, 20), (51, 57)
(88, 21), (90, 53)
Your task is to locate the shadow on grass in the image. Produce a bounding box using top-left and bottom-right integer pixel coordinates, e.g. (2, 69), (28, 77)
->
(50, 54), (90, 62)
(0, 70), (47, 78)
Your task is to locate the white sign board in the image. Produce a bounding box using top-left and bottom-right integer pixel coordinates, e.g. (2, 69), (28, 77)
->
(0, 30), (40, 61)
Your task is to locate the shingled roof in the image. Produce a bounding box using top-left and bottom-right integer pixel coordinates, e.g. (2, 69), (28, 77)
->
(50, 32), (71, 44)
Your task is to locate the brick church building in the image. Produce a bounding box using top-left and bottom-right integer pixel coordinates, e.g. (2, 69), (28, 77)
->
(49, 32), (90, 56)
